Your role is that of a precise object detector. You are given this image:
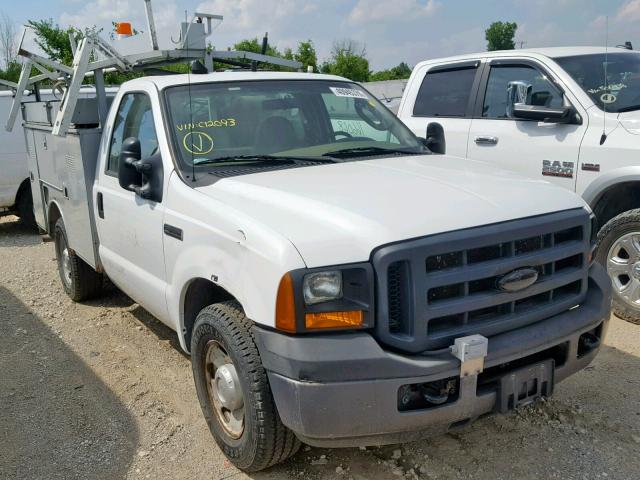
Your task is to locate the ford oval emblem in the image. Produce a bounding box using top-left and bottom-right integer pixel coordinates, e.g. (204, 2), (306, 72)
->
(497, 268), (539, 292)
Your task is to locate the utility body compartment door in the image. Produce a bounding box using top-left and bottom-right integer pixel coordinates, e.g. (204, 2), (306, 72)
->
(95, 86), (169, 323)
(466, 58), (587, 191)
(398, 60), (483, 158)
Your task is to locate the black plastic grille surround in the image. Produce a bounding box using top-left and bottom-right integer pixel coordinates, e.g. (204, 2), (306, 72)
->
(373, 209), (591, 353)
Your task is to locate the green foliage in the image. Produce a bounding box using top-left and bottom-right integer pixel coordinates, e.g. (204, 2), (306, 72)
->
(485, 21), (518, 51)
(294, 40), (317, 72)
(369, 62), (412, 81)
(0, 59), (20, 84)
(232, 37), (289, 70)
(321, 40), (370, 82)
(26, 19), (80, 66)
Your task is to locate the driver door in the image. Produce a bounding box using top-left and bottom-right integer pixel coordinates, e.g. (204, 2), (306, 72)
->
(95, 90), (169, 322)
(467, 60), (586, 191)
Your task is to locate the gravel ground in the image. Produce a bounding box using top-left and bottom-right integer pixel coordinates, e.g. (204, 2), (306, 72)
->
(1, 215), (639, 480)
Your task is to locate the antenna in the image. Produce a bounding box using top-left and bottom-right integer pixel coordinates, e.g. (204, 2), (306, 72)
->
(600, 16), (609, 145)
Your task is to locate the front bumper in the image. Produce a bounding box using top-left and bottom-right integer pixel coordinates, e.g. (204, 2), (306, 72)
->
(254, 264), (611, 447)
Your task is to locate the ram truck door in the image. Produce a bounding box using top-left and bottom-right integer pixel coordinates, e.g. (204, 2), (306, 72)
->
(398, 60), (483, 158)
(466, 59), (586, 190)
(95, 88), (169, 322)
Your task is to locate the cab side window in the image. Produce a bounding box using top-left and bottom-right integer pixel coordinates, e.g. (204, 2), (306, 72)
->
(107, 93), (158, 175)
(482, 65), (564, 119)
(413, 67), (477, 117)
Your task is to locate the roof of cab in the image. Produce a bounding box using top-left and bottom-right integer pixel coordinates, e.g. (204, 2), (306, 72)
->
(414, 46), (638, 68)
(129, 71), (349, 90)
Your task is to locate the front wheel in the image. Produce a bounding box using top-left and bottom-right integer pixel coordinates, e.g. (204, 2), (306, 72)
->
(595, 209), (640, 324)
(54, 218), (103, 301)
(191, 301), (300, 472)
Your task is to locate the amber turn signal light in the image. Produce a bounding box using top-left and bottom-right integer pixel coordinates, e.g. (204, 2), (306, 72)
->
(305, 310), (364, 330)
(275, 273), (297, 332)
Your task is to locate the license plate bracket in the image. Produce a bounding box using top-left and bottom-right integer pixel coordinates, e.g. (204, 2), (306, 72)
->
(497, 359), (554, 413)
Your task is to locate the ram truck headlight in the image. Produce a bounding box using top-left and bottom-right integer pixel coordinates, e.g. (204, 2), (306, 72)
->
(303, 271), (342, 305)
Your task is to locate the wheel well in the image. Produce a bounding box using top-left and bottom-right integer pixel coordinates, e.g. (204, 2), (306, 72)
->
(592, 182), (640, 231)
(14, 178), (30, 206)
(182, 278), (235, 350)
(48, 202), (62, 237)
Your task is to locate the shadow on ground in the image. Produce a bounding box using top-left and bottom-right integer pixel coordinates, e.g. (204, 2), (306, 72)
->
(0, 286), (139, 480)
(0, 216), (41, 247)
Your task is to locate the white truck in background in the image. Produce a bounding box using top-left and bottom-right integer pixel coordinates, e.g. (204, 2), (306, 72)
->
(397, 47), (640, 324)
(6, 8), (612, 472)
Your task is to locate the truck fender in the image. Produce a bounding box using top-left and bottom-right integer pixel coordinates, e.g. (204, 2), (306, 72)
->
(582, 166), (640, 207)
(46, 199), (65, 237)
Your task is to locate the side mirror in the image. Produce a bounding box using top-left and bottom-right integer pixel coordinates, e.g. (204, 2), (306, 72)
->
(506, 81), (532, 118)
(118, 136), (164, 202)
(512, 104), (575, 124)
(425, 122), (446, 154)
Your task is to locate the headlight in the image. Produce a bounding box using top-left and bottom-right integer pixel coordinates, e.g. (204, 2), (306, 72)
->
(303, 271), (342, 305)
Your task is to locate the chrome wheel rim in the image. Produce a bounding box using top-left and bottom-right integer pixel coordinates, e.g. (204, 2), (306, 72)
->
(204, 340), (245, 439)
(607, 232), (640, 308)
(57, 235), (72, 288)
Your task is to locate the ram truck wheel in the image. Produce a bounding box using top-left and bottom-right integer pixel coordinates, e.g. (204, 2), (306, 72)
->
(16, 185), (37, 229)
(54, 218), (103, 301)
(191, 301), (300, 472)
(595, 209), (640, 324)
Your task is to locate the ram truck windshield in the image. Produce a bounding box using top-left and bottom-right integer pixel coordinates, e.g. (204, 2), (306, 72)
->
(164, 80), (426, 180)
(555, 52), (640, 113)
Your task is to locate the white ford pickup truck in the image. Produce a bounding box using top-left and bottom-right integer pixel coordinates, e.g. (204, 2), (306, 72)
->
(11, 38), (611, 471)
(397, 46), (640, 323)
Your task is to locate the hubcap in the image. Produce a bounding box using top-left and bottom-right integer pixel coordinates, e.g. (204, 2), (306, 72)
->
(607, 232), (640, 308)
(204, 341), (245, 439)
(61, 247), (72, 286)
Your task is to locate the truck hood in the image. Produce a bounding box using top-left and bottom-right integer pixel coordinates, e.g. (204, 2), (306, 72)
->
(196, 155), (586, 267)
(619, 111), (640, 135)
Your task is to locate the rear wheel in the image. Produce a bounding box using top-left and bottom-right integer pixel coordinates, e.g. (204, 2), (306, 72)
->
(595, 209), (640, 324)
(54, 218), (103, 301)
(191, 301), (300, 472)
(16, 184), (36, 229)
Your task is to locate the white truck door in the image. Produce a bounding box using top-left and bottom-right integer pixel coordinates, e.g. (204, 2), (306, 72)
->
(398, 60), (482, 158)
(95, 90), (169, 322)
(467, 59), (586, 190)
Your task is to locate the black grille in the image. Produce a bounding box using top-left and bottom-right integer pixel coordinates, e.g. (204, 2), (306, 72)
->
(373, 210), (591, 353)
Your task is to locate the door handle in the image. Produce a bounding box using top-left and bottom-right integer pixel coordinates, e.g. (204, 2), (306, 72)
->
(97, 192), (104, 219)
(474, 136), (499, 145)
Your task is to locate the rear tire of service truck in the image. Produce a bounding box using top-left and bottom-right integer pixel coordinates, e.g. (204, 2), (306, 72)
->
(54, 218), (103, 302)
(191, 301), (300, 472)
(595, 209), (640, 324)
(16, 184), (37, 229)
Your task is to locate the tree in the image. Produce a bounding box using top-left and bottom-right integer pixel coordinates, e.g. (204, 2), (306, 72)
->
(321, 40), (369, 82)
(0, 12), (17, 70)
(26, 19), (81, 66)
(485, 21), (517, 51)
(294, 40), (317, 72)
(233, 37), (287, 70)
(370, 62), (412, 81)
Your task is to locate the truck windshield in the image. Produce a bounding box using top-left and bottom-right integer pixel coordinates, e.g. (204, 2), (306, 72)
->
(164, 79), (425, 177)
(555, 52), (640, 113)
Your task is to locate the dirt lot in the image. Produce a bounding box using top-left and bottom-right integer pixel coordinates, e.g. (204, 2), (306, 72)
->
(1, 215), (639, 480)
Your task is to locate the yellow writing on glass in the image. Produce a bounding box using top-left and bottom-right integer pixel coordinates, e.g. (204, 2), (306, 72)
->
(183, 131), (214, 155)
(176, 118), (237, 131)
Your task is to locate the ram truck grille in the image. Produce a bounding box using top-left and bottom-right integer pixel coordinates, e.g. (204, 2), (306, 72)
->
(373, 209), (591, 353)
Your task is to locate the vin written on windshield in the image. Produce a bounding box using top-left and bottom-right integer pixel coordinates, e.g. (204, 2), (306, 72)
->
(163, 79), (426, 181)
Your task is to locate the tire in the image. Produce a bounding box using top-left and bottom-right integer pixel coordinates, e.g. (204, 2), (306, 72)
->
(54, 218), (103, 301)
(191, 301), (300, 472)
(16, 184), (37, 229)
(595, 209), (640, 324)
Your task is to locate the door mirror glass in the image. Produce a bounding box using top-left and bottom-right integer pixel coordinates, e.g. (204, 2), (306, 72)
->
(425, 122), (446, 154)
(506, 81), (532, 117)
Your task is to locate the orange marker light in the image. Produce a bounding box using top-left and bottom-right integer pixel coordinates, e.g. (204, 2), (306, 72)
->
(115, 22), (133, 37)
(305, 311), (364, 330)
(275, 273), (296, 333)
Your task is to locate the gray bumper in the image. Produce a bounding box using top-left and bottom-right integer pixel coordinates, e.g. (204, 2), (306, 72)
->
(254, 264), (611, 447)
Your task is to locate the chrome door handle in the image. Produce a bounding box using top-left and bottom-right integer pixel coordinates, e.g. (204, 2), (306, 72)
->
(474, 136), (499, 145)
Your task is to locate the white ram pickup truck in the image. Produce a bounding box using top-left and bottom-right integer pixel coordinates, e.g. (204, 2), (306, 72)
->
(397, 46), (640, 323)
(21, 71), (611, 471)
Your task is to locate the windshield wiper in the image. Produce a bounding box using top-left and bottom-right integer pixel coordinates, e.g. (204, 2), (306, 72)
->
(193, 154), (336, 166)
(617, 104), (640, 113)
(322, 146), (425, 159)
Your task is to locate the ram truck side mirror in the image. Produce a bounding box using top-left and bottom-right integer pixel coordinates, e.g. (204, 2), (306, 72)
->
(118, 137), (164, 203)
(512, 103), (577, 124)
(425, 122), (446, 154)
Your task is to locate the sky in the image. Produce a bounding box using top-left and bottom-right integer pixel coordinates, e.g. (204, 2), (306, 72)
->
(2, 0), (639, 70)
